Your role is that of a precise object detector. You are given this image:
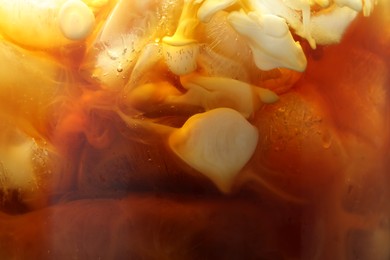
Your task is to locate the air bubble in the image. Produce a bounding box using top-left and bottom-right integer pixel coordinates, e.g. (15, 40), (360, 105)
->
(321, 131), (332, 149)
(117, 63), (123, 73)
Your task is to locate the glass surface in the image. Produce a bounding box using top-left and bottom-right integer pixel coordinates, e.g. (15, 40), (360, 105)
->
(0, 0), (389, 259)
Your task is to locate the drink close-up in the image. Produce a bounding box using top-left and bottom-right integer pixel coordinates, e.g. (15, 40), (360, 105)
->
(0, 0), (389, 259)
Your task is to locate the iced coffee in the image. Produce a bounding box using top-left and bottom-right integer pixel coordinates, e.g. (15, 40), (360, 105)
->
(0, 0), (389, 259)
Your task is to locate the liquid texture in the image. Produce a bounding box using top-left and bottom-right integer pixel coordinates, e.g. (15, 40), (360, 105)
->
(0, 0), (389, 259)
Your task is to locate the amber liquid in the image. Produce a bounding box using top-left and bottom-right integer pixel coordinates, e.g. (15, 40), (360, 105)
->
(0, 1), (389, 259)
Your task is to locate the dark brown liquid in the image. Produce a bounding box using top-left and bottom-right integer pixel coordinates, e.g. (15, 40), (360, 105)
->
(0, 1), (389, 259)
